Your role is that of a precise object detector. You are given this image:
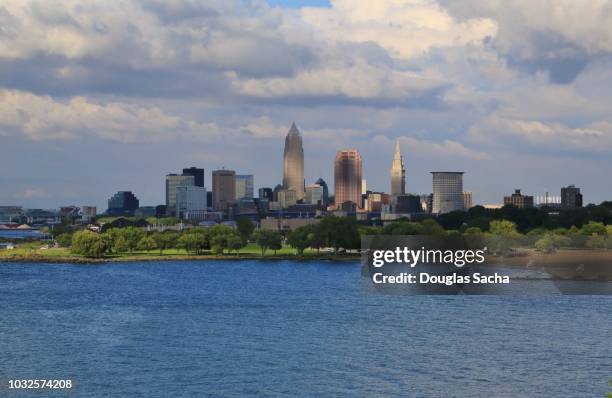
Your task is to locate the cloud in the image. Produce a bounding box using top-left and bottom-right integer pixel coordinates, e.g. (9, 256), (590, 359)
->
(373, 134), (491, 161)
(15, 188), (48, 199)
(441, 0), (612, 83)
(468, 115), (612, 154)
(0, 89), (224, 143)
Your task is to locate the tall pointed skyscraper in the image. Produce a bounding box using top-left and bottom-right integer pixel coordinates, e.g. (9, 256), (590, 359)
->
(283, 122), (305, 200)
(390, 140), (406, 196)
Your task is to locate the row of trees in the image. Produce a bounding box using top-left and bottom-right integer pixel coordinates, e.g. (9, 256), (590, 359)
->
(436, 202), (612, 233)
(62, 214), (611, 258)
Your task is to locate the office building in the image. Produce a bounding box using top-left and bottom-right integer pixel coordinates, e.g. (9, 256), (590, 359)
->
(278, 189), (297, 209)
(182, 167), (205, 187)
(504, 189), (534, 209)
(561, 185), (583, 209)
(107, 191), (139, 216)
(166, 174), (195, 208)
(305, 184), (324, 205)
(390, 140), (406, 197)
(235, 175), (254, 199)
(259, 187), (273, 201)
(283, 123), (305, 200)
(176, 186), (207, 220)
(394, 194), (422, 214)
(463, 191), (473, 210)
(0, 206), (23, 223)
(334, 150), (363, 209)
(431, 172), (465, 214)
(366, 192), (390, 212)
(212, 169), (236, 211)
(81, 206), (97, 219)
(315, 178), (329, 205)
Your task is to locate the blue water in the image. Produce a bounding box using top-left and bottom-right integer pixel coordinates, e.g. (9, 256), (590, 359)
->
(0, 260), (610, 397)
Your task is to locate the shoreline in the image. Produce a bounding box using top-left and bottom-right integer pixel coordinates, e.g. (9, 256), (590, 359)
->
(0, 253), (362, 264)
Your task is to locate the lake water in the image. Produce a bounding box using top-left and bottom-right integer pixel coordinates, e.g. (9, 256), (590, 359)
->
(0, 260), (610, 397)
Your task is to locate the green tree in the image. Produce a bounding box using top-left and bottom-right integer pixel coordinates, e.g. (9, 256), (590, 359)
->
(227, 234), (245, 254)
(287, 226), (311, 255)
(211, 234), (229, 254)
(178, 233), (201, 254)
(137, 236), (157, 252)
(151, 231), (178, 255)
(580, 221), (607, 236)
(56, 233), (73, 248)
(253, 229), (281, 256)
(586, 234), (607, 249)
(71, 230), (111, 258)
(236, 218), (255, 244)
(113, 235), (129, 253)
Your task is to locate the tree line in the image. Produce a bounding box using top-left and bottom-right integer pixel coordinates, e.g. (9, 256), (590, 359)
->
(57, 212), (611, 258)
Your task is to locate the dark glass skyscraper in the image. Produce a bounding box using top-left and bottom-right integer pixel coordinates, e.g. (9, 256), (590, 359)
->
(107, 191), (139, 216)
(182, 167), (205, 187)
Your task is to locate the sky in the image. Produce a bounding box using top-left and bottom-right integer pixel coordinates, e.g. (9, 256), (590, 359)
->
(1, 0), (612, 210)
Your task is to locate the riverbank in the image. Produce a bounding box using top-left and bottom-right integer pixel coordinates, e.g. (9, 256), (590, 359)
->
(0, 245), (360, 264)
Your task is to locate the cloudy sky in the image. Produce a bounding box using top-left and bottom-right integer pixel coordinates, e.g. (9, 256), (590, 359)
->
(1, 0), (612, 210)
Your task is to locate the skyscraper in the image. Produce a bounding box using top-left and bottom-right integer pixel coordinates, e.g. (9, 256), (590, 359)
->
(182, 167), (205, 187)
(176, 186), (207, 220)
(390, 140), (406, 196)
(334, 150), (362, 209)
(283, 122), (305, 200)
(431, 172), (464, 214)
(212, 169), (236, 211)
(235, 175), (254, 199)
(315, 178), (329, 205)
(166, 174), (195, 208)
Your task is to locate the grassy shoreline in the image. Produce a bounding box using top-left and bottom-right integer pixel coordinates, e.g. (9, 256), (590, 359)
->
(0, 244), (360, 264)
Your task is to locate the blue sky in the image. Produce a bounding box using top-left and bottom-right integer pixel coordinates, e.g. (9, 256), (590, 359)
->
(1, 0), (612, 210)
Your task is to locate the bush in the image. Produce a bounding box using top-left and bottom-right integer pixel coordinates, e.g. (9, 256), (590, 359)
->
(71, 230), (111, 258)
(56, 233), (73, 248)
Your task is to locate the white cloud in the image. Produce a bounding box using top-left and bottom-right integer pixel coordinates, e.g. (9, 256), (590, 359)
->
(373, 134), (491, 160)
(468, 115), (612, 153)
(0, 89), (223, 143)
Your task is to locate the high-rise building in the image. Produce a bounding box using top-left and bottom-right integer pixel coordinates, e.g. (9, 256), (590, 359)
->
(334, 150), (363, 209)
(431, 172), (465, 214)
(278, 189), (297, 208)
(315, 178), (329, 204)
(305, 184), (324, 205)
(166, 174), (195, 208)
(235, 175), (254, 199)
(504, 189), (534, 209)
(463, 191), (473, 210)
(283, 123), (305, 200)
(107, 191), (139, 216)
(561, 185), (583, 209)
(182, 167), (205, 187)
(212, 169), (236, 211)
(390, 140), (406, 197)
(259, 187), (273, 201)
(176, 186), (207, 220)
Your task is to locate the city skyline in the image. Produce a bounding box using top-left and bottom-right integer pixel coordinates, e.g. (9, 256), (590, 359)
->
(2, 0), (612, 209)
